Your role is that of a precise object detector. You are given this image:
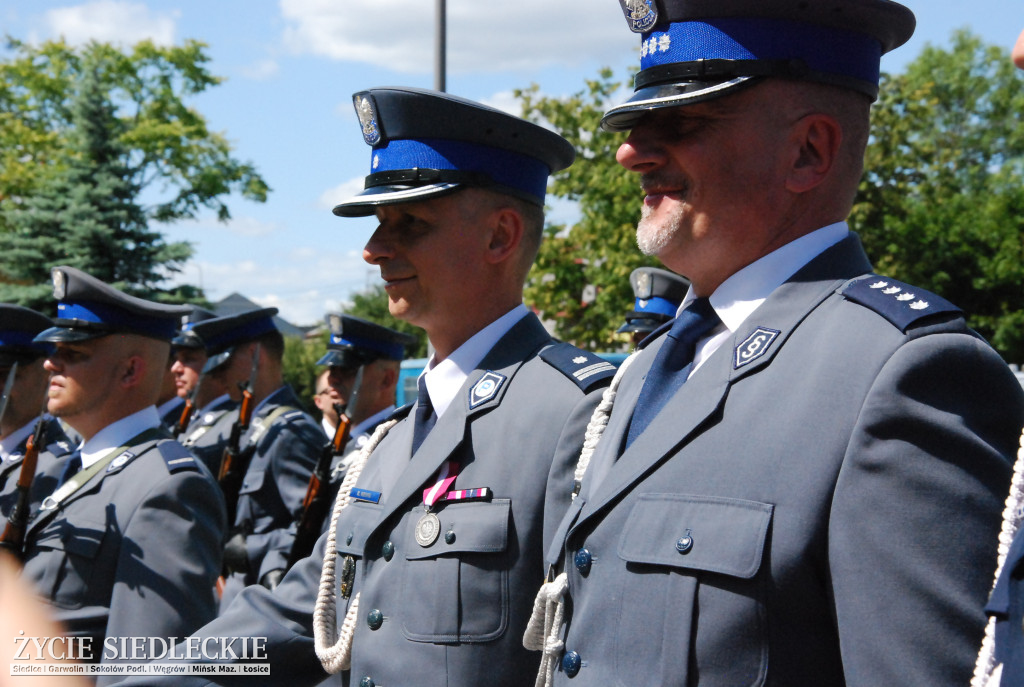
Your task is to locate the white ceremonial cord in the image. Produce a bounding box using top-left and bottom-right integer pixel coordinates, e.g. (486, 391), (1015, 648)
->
(525, 352), (639, 686)
(314, 418), (398, 674)
(973, 424), (1024, 687)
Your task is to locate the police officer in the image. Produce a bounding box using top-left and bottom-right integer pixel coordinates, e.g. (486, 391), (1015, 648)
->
(21, 266), (226, 681)
(0, 305), (73, 526)
(170, 306), (238, 472)
(524, 2), (1024, 686)
(617, 266), (689, 345)
(976, 26), (1024, 687)
(190, 307), (323, 607)
(317, 313), (416, 456)
(123, 87), (614, 687)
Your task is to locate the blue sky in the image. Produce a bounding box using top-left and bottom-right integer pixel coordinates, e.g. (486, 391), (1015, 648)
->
(2, 0), (1020, 326)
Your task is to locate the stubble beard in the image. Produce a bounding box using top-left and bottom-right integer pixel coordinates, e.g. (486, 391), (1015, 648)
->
(636, 200), (685, 257)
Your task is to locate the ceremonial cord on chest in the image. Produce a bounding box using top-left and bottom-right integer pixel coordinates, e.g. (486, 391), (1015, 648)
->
(524, 351), (639, 687)
(973, 425), (1024, 687)
(314, 417), (399, 674)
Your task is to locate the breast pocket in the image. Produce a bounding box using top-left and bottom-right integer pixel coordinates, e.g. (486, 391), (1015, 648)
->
(401, 499), (510, 643)
(614, 494), (773, 687)
(27, 519), (107, 609)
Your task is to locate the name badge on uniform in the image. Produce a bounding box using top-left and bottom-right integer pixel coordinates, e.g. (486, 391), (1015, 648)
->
(350, 488), (381, 504)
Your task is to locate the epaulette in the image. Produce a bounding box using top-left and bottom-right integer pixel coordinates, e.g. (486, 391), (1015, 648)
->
(156, 440), (202, 474)
(841, 275), (961, 332)
(388, 402), (415, 422)
(539, 343), (617, 393)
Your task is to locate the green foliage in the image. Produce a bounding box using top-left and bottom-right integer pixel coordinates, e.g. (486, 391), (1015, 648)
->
(0, 51), (193, 311)
(0, 37), (269, 226)
(517, 68), (662, 350)
(282, 332), (327, 415)
(344, 284), (429, 359)
(852, 29), (1024, 361)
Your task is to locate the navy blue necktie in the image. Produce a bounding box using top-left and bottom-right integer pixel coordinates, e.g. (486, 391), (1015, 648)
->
(625, 298), (721, 447)
(411, 377), (436, 454)
(57, 450), (82, 487)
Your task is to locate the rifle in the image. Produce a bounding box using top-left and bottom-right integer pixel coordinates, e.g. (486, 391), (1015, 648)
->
(0, 384), (49, 560)
(217, 343), (260, 526)
(0, 361), (17, 429)
(172, 374), (202, 439)
(286, 366), (362, 569)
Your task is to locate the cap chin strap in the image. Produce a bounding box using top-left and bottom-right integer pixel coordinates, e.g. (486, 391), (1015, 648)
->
(363, 168), (492, 190)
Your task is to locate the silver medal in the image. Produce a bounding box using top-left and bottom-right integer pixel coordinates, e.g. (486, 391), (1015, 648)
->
(415, 511), (441, 547)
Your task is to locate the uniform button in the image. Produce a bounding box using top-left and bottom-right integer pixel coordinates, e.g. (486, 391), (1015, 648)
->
(346, 532), (353, 546)
(444, 529), (456, 544)
(382, 540), (394, 561)
(562, 650), (581, 678)
(675, 533), (694, 554)
(367, 609), (383, 630)
(359, 678), (374, 687)
(574, 548), (592, 576)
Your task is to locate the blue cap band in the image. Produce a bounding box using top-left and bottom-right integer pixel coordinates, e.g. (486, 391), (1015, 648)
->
(634, 296), (679, 318)
(57, 300), (177, 340)
(641, 18), (881, 86)
(371, 138), (551, 203)
(329, 332), (405, 360)
(0, 331), (42, 349)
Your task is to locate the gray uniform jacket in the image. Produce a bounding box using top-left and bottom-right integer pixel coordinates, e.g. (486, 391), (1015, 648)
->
(181, 396), (239, 474)
(127, 312), (613, 686)
(220, 385), (322, 605)
(547, 235), (1024, 686)
(20, 431), (226, 682)
(0, 417), (74, 516)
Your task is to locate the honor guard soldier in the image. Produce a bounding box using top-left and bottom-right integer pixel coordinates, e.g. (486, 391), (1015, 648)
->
(975, 27), (1024, 687)
(0, 305), (73, 529)
(190, 307), (323, 607)
(20, 266), (226, 681)
(521, 2), (1024, 686)
(617, 266), (689, 345)
(317, 313), (416, 457)
(122, 87), (615, 687)
(170, 307), (238, 472)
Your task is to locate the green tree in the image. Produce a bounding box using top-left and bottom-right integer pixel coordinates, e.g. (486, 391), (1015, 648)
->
(852, 29), (1024, 361)
(344, 284), (428, 359)
(1, 53), (192, 309)
(517, 68), (658, 351)
(282, 333), (326, 416)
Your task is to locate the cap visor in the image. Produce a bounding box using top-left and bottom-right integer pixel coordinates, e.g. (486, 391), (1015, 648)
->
(201, 348), (234, 374)
(332, 183), (462, 217)
(33, 325), (109, 344)
(601, 77), (758, 132)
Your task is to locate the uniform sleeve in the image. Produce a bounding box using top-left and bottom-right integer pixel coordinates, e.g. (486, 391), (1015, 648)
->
(100, 469), (226, 676)
(254, 419), (323, 579)
(829, 331), (1024, 686)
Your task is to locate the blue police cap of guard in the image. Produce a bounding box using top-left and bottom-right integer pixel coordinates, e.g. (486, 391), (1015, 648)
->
(333, 87), (576, 217)
(602, 0), (916, 131)
(189, 307), (279, 374)
(317, 314), (417, 368)
(617, 267), (691, 334)
(0, 305), (54, 364)
(33, 266), (191, 343)
(171, 306), (217, 350)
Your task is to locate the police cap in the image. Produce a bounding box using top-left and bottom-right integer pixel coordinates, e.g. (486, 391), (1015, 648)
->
(617, 267), (690, 334)
(189, 307), (279, 374)
(333, 87), (576, 217)
(602, 0), (916, 131)
(0, 304), (54, 365)
(34, 266), (191, 343)
(171, 306), (217, 350)
(317, 314), (417, 368)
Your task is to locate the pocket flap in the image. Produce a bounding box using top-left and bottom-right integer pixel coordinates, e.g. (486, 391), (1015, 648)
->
(237, 468), (266, 495)
(35, 520), (105, 559)
(405, 499), (510, 560)
(334, 500), (382, 557)
(617, 494), (772, 579)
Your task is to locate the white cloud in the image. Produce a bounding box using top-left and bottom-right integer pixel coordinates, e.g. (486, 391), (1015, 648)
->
(45, 1), (178, 46)
(240, 58), (280, 81)
(479, 90), (523, 117)
(279, 0), (633, 74)
(317, 176), (367, 211)
(223, 216), (282, 238)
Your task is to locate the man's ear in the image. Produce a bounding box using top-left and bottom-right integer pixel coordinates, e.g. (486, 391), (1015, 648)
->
(120, 355), (147, 389)
(786, 113), (843, 194)
(484, 206), (524, 265)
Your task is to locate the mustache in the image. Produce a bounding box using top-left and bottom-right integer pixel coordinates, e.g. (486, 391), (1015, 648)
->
(640, 171), (687, 195)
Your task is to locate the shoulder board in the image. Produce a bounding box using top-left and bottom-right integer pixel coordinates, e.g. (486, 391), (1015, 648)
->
(539, 343), (616, 393)
(841, 276), (962, 332)
(155, 440), (201, 474)
(388, 403), (415, 422)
